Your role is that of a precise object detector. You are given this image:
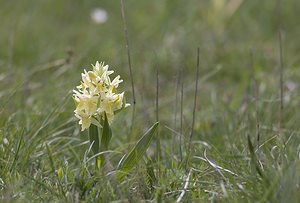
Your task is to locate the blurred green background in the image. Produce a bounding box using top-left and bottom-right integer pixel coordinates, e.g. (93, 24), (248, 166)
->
(1, 0), (300, 133)
(1, 0), (299, 95)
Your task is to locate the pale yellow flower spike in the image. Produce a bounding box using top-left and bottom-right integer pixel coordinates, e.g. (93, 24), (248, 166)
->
(73, 61), (130, 131)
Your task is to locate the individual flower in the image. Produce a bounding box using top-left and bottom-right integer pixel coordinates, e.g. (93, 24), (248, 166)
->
(73, 61), (129, 131)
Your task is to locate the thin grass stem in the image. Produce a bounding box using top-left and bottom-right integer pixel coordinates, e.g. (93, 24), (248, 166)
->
(180, 70), (184, 163)
(278, 29), (284, 129)
(176, 169), (191, 202)
(156, 67), (161, 177)
(276, 0), (284, 130)
(249, 51), (260, 150)
(185, 48), (200, 169)
(173, 67), (180, 157)
(121, 0), (136, 139)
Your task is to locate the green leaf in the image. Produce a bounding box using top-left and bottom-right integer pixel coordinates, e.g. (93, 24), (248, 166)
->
(100, 112), (112, 151)
(57, 168), (63, 181)
(96, 112), (112, 168)
(89, 124), (99, 155)
(247, 135), (264, 179)
(117, 122), (159, 179)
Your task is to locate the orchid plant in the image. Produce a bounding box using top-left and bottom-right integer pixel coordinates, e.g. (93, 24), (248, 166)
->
(73, 61), (129, 168)
(73, 61), (158, 178)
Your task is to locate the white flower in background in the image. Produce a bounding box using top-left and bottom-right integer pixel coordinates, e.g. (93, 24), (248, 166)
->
(73, 61), (129, 131)
(90, 8), (108, 24)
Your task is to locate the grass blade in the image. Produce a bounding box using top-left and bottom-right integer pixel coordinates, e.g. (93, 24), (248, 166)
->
(117, 122), (159, 179)
(247, 135), (264, 179)
(185, 48), (200, 169)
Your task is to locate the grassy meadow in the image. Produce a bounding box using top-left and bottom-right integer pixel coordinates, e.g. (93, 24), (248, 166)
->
(1, 0), (300, 202)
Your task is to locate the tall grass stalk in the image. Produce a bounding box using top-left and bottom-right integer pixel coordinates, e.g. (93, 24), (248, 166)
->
(249, 51), (260, 150)
(173, 67), (180, 157)
(278, 30), (284, 129)
(156, 67), (161, 177)
(121, 0), (136, 140)
(276, 0), (284, 130)
(180, 69), (184, 164)
(185, 48), (200, 169)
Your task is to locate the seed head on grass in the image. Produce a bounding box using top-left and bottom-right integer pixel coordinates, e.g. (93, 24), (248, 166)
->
(73, 61), (130, 131)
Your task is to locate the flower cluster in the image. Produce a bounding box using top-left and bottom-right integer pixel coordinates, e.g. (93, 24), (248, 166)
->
(73, 61), (129, 131)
